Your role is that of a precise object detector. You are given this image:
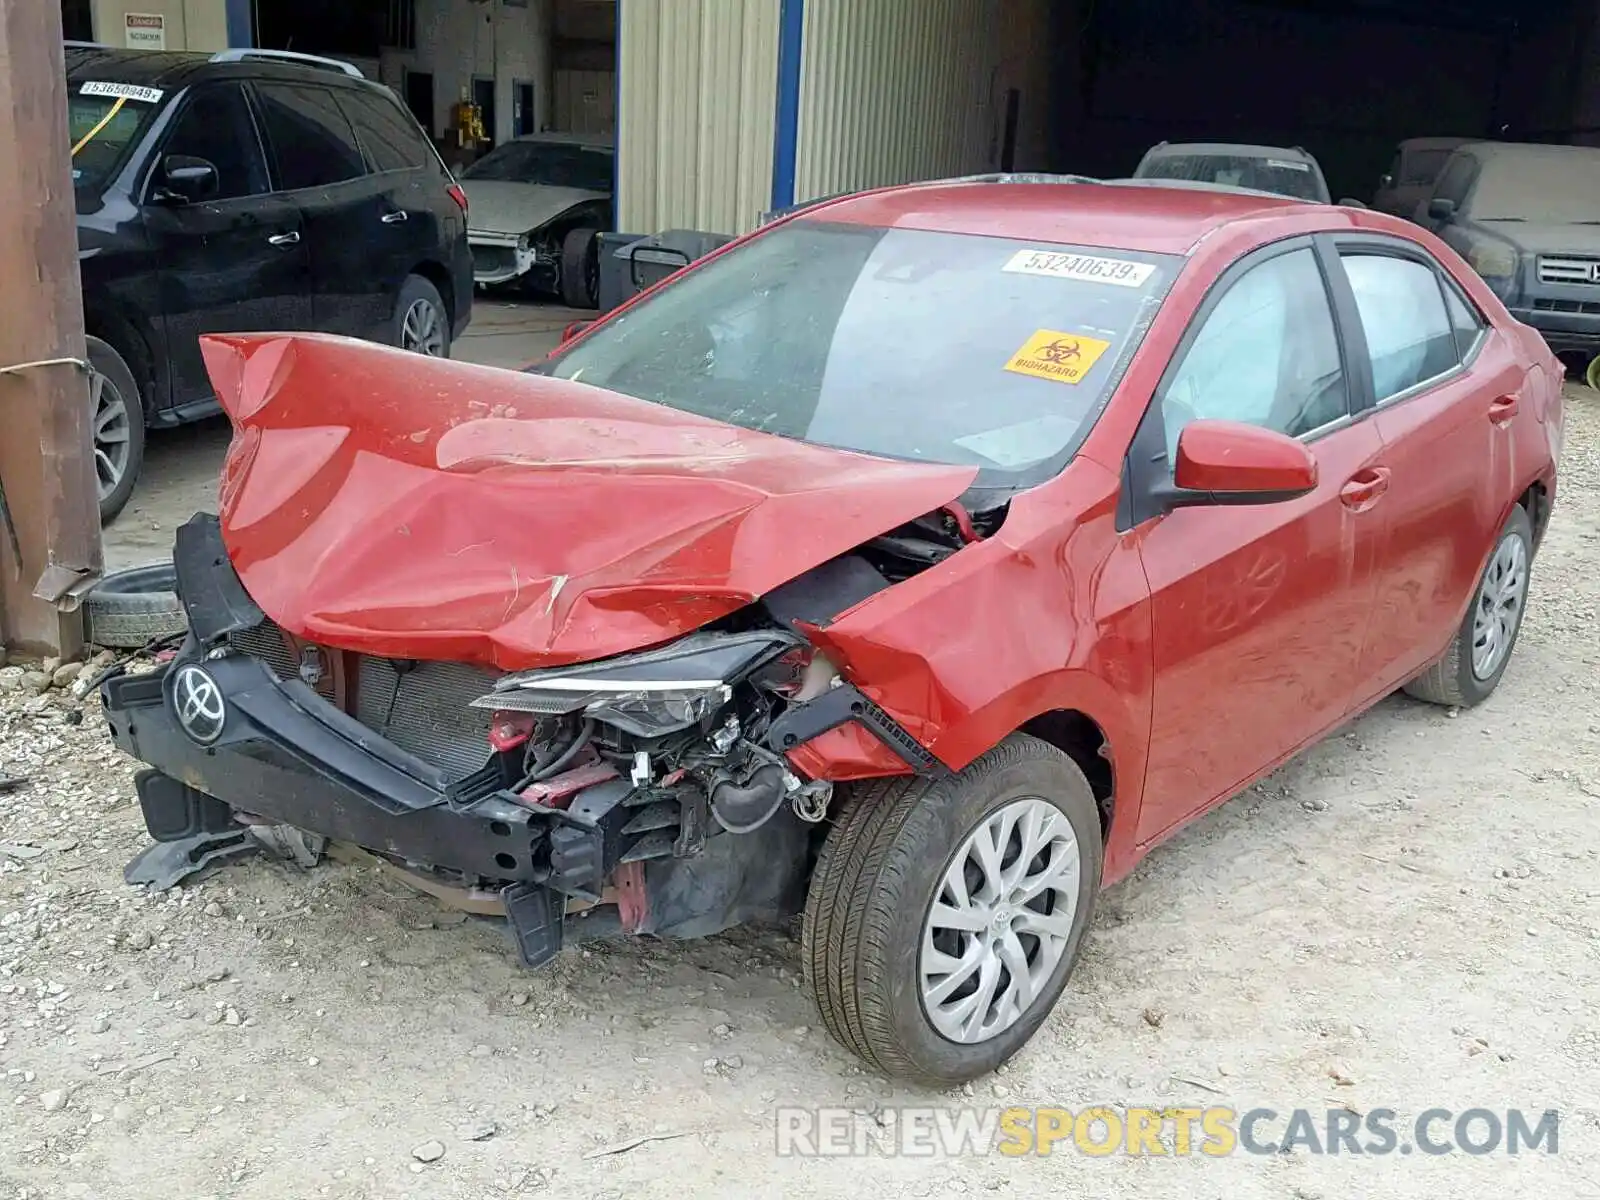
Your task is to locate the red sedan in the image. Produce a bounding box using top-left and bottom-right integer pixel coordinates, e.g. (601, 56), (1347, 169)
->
(103, 176), (1562, 1088)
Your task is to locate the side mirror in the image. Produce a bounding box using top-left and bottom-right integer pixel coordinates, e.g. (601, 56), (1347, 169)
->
(1338, 197), (1368, 209)
(1427, 196), (1456, 223)
(1165, 419), (1318, 507)
(1378, 172), (1394, 190)
(155, 154), (219, 203)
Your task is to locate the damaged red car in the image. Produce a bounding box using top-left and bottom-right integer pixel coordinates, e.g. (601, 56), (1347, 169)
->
(101, 176), (1563, 1087)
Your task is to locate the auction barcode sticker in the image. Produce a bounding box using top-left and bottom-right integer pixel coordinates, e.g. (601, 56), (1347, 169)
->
(80, 81), (165, 103)
(1002, 249), (1155, 288)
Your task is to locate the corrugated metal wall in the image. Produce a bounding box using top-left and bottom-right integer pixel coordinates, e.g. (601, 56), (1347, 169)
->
(616, 0), (781, 235)
(791, 0), (1001, 204)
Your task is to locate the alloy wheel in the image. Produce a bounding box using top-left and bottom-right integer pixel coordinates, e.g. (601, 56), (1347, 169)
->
(90, 366), (132, 503)
(401, 298), (446, 356)
(1471, 533), (1528, 680)
(919, 796), (1082, 1044)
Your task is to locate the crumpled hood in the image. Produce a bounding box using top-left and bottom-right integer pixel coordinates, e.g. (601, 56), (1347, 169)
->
(461, 181), (607, 237)
(198, 333), (977, 671)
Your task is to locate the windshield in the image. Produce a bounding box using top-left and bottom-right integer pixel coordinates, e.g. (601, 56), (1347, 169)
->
(69, 85), (160, 190)
(462, 141), (613, 190)
(1137, 152), (1326, 201)
(1469, 152), (1600, 223)
(542, 221), (1180, 487)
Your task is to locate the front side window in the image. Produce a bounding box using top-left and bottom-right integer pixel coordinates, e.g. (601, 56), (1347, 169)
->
(254, 84), (367, 190)
(543, 221), (1181, 487)
(1432, 154), (1476, 209)
(1159, 246), (1347, 458)
(156, 84), (270, 201)
(1341, 254), (1460, 402)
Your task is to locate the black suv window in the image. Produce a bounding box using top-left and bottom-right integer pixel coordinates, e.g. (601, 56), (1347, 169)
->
(255, 83), (368, 190)
(155, 83), (270, 201)
(336, 88), (433, 174)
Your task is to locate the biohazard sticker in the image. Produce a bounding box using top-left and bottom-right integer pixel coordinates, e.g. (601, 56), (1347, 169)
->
(1002, 249), (1154, 288)
(1004, 330), (1112, 385)
(80, 81), (164, 103)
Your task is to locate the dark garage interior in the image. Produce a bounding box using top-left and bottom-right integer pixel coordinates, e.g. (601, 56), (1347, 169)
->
(1046, 0), (1592, 201)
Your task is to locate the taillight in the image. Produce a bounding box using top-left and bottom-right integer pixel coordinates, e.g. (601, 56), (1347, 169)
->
(447, 183), (468, 215)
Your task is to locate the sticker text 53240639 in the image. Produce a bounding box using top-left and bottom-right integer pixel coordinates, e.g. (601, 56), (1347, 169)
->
(1004, 330), (1113, 385)
(1002, 250), (1155, 288)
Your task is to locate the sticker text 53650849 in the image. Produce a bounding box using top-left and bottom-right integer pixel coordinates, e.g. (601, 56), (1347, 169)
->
(1002, 250), (1155, 288)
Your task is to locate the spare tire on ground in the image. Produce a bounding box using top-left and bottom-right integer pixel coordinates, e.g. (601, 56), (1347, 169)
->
(84, 562), (186, 649)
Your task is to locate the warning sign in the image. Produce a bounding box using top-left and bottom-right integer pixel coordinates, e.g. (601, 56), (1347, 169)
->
(1003, 330), (1112, 385)
(124, 12), (166, 49)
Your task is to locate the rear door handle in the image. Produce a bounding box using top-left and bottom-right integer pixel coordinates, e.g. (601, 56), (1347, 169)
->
(1489, 393), (1519, 425)
(1340, 466), (1391, 511)
(267, 231), (301, 246)
(381, 210), (408, 224)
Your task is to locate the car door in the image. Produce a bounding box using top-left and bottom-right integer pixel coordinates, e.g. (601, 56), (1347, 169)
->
(139, 81), (312, 409)
(1126, 239), (1389, 844)
(251, 81), (392, 340)
(334, 86), (447, 333)
(1328, 239), (1522, 699)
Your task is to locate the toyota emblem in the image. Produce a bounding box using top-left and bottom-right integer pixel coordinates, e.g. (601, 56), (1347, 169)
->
(172, 664), (226, 745)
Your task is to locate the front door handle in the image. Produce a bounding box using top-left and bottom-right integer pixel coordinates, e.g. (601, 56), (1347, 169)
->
(381, 210), (408, 224)
(267, 230), (301, 247)
(1489, 393), (1519, 425)
(1340, 466), (1391, 512)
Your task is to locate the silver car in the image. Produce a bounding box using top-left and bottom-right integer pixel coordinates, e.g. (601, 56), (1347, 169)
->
(459, 132), (614, 307)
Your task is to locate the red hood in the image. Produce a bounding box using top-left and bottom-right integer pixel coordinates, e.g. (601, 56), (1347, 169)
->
(199, 333), (977, 671)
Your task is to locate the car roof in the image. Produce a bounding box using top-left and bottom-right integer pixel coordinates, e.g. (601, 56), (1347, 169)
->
(504, 131), (614, 150)
(1397, 135), (1472, 152)
(1453, 139), (1600, 164)
(1141, 141), (1318, 163)
(807, 178), (1310, 256)
(63, 45), (380, 92)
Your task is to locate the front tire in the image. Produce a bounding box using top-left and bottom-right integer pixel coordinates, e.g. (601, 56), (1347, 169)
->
(1403, 504), (1534, 707)
(87, 336), (146, 524)
(802, 734), (1102, 1087)
(559, 227), (600, 309)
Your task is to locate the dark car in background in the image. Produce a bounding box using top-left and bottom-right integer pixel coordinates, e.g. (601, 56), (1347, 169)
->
(1131, 141), (1332, 203)
(1417, 140), (1600, 375)
(67, 45), (474, 520)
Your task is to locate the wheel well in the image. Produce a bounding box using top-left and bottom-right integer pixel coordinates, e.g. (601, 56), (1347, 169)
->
(1518, 481), (1550, 551)
(408, 261), (455, 330)
(1019, 709), (1114, 835)
(82, 307), (157, 416)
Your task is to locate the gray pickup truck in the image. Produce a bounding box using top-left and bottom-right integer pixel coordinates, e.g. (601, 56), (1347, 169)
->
(1416, 140), (1600, 375)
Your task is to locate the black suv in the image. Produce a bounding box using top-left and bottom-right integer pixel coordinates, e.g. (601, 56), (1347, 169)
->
(68, 45), (474, 519)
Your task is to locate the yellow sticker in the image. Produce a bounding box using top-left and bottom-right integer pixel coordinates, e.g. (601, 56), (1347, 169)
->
(1003, 330), (1112, 385)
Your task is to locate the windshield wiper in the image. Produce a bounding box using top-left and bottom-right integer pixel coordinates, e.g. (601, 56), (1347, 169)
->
(1478, 217), (1526, 222)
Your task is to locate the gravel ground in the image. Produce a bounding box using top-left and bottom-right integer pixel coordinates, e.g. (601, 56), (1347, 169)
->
(1, 390), (1597, 1200)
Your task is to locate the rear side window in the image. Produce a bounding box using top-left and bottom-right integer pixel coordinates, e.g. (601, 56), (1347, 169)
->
(337, 88), (433, 174)
(1340, 254), (1460, 401)
(1443, 279), (1487, 360)
(255, 84), (367, 190)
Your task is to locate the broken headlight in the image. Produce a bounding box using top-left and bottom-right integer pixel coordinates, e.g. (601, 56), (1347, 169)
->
(471, 630), (804, 739)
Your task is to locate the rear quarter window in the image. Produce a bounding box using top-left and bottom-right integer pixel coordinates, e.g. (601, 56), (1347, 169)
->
(337, 88), (434, 174)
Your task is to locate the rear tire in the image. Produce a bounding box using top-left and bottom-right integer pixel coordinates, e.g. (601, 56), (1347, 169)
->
(802, 734), (1102, 1087)
(559, 227), (600, 309)
(1403, 504), (1533, 708)
(87, 336), (146, 524)
(394, 275), (450, 358)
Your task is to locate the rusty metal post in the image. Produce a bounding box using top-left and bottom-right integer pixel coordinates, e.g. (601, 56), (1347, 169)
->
(0, 0), (103, 656)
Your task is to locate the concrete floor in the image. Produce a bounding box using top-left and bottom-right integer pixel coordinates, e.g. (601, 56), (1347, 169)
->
(101, 298), (584, 572)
